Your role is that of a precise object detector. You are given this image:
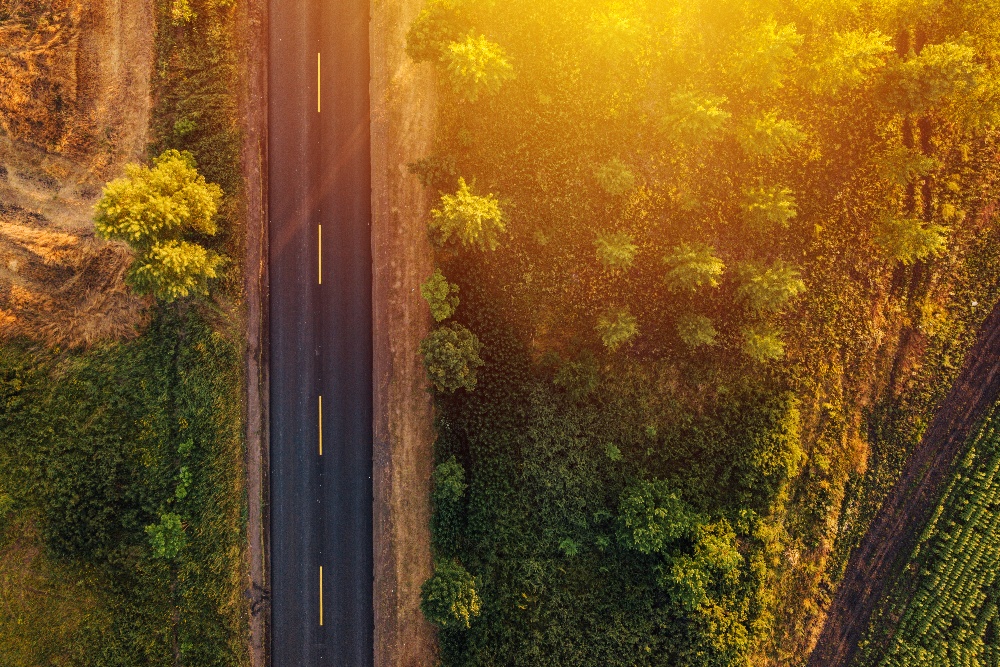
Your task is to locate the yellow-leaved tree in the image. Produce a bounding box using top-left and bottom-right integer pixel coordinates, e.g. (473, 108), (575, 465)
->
(95, 149), (225, 303)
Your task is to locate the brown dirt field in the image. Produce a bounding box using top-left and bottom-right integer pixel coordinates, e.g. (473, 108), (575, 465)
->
(807, 300), (1000, 667)
(0, 0), (154, 348)
(235, 0), (269, 662)
(371, 0), (440, 664)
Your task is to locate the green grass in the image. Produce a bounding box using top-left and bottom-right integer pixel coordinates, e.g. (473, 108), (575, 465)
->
(0, 309), (247, 666)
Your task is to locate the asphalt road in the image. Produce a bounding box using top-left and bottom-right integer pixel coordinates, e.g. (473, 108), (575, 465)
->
(268, 0), (373, 662)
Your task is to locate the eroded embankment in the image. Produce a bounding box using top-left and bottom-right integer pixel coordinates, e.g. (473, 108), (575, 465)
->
(809, 301), (1000, 666)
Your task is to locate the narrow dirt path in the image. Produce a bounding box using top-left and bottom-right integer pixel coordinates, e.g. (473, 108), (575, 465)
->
(808, 301), (1000, 667)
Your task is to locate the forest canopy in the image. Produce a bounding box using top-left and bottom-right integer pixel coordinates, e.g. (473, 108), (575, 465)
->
(410, 0), (1000, 665)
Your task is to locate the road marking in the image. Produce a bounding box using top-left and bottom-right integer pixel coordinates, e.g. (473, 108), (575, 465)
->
(319, 565), (324, 626)
(318, 224), (322, 284)
(318, 395), (323, 456)
(317, 52), (321, 113)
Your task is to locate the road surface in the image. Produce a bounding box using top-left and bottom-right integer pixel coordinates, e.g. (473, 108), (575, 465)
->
(268, 0), (373, 662)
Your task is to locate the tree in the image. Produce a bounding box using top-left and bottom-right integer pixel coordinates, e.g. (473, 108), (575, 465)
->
(146, 512), (185, 559)
(421, 558), (481, 629)
(743, 185), (797, 230)
(876, 217), (948, 265)
(445, 34), (515, 102)
(736, 261), (806, 313)
(595, 232), (637, 270)
(421, 268), (460, 322)
(95, 149), (225, 302)
(597, 309), (638, 351)
(553, 351), (600, 401)
(741, 325), (785, 363)
(429, 177), (506, 250)
(617, 479), (698, 555)
(594, 158), (635, 197)
(420, 323), (484, 392)
(663, 243), (725, 292)
(676, 313), (717, 348)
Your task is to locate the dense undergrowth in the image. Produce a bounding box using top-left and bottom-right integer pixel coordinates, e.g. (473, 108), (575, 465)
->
(412, 0), (1000, 664)
(0, 0), (246, 663)
(855, 402), (1000, 666)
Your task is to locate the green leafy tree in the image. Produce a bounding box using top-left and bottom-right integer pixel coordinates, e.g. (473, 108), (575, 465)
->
(664, 243), (725, 292)
(736, 262), (806, 313)
(595, 232), (637, 270)
(431, 456), (467, 556)
(95, 149), (225, 302)
(737, 111), (806, 157)
(662, 90), (731, 145)
(809, 30), (893, 94)
(676, 313), (717, 348)
(145, 512), (185, 560)
(887, 41), (982, 114)
(420, 323), (484, 392)
(421, 559), (481, 629)
(430, 177), (506, 250)
(445, 34), (515, 102)
(617, 479), (698, 554)
(741, 325), (785, 363)
(594, 158), (635, 197)
(876, 217), (948, 265)
(744, 185), (797, 229)
(405, 0), (468, 63)
(421, 268), (460, 322)
(597, 309), (638, 351)
(553, 351), (600, 401)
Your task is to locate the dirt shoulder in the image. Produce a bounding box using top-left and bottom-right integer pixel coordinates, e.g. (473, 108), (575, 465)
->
(236, 0), (269, 663)
(371, 0), (439, 664)
(808, 301), (1000, 666)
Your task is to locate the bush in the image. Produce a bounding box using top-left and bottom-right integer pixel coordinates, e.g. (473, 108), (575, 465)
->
(420, 323), (484, 392)
(617, 479), (699, 555)
(421, 558), (481, 629)
(429, 178), (506, 250)
(445, 34), (515, 102)
(431, 456), (467, 556)
(146, 512), (186, 559)
(421, 268), (460, 322)
(95, 149), (225, 302)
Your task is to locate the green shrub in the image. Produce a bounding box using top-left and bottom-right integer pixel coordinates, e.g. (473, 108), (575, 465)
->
(429, 177), (506, 250)
(145, 512), (185, 560)
(420, 323), (484, 392)
(421, 268), (460, 322)
(421, 558), (481, 629)
(431, 456), (467, 556)
(662, 90), (731, 145)
(617, 479), (698, 555)
(744, 185), (797, 229)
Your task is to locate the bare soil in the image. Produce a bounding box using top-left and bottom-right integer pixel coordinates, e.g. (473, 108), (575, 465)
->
(808, 301), (1000, 666)
(0, 0), (154, 348)
(235, 0), (269, 663)
(371, 0), (439, 663)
